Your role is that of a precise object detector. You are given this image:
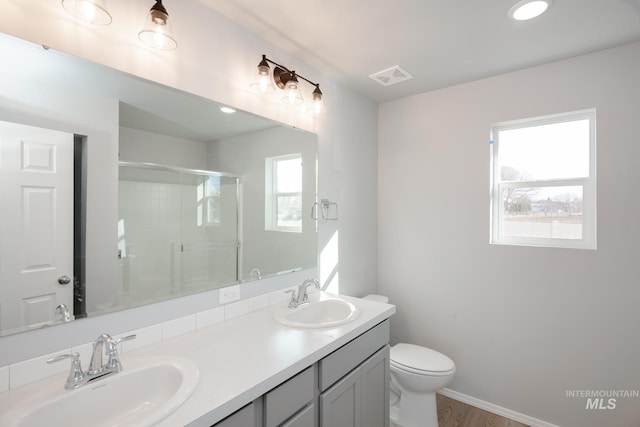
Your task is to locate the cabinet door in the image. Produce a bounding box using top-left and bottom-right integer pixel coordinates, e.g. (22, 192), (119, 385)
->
(320, 368), (361, 427)
(213, 402), (257, 427)
(361, 346), (390, 427)
(281, 404), (315, 427)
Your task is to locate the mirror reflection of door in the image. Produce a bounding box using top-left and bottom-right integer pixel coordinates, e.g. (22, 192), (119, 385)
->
(0, 120), (74, 334)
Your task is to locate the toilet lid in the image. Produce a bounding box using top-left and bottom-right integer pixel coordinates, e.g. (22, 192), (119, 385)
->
(391, 343), (455, 373)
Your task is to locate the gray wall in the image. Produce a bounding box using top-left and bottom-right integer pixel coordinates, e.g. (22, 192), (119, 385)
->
(210, 126), (317, 279)
(378, 42), (640, 427)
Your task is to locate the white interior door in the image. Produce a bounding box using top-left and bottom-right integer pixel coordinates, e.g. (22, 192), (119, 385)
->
(0, 120), (74, 334)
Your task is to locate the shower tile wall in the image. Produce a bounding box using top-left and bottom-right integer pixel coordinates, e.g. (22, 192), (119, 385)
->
(118, 170), (240, 308)
(118, 180), (183, 306)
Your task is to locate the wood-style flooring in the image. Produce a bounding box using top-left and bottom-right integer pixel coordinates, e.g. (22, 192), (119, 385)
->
(437, 394), (530, 427)
(391, 393), (530, 427)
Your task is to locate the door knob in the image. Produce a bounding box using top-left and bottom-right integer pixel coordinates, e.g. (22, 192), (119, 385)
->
(58, 275), (71, 285)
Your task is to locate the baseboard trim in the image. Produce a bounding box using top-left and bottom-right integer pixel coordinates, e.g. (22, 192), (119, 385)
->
(438, 388), (561, 427)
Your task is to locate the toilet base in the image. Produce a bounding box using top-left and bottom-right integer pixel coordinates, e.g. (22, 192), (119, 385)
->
(390, 403), (401, 426)
(392, 390), (438, 427)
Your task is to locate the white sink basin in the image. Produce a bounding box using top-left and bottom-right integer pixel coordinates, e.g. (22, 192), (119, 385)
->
(0, 356), (199, 427)
(274, 295), (360, 328)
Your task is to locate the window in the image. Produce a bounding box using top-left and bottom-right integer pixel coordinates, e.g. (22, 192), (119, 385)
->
(490, 109), (596, 249)
(196, 174), (221, 226)
(266, 154), (303, 232)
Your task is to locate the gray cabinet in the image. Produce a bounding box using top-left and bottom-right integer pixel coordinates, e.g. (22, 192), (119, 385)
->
(319, 320), (389, 390)
(318, 320), (390, 427)
(212, 320), (389, 427)
(319, 345), (389, 427)
(264, 366), (316, 427)
(281, 404), (315, 427)
(213, 402), (259, 427)
(320, 366), (361, 427)
(361, 346), (390, 427)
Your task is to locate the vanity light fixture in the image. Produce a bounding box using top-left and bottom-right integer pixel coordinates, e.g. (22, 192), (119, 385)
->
(250, 56), (276, 94)
(138, 0), (177, 51)
(61, 0), (177, 51)
(310, 85), (327, 115)
(251, 55), (326, 115)
(61, 0), (112, 25)
(508, 0), (551, 21)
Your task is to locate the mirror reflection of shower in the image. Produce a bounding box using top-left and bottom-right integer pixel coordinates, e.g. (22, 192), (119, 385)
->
(117, 162), (239, 309)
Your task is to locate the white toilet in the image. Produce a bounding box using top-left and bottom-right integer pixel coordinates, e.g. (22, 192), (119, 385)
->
(362, 295), (456, 427)
(390, 343), (455, 427)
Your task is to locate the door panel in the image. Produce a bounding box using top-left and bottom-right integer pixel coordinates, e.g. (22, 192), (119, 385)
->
(0, 120), (74, 334)
(23, 186), (56, 270)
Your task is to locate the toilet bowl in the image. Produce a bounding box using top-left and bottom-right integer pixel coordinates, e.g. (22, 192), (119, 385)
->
(361, 295), (455, 427)
(390, 343), (455, 427)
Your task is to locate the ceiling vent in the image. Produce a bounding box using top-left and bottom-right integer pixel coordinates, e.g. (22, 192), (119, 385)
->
(369, 65), (413, 87)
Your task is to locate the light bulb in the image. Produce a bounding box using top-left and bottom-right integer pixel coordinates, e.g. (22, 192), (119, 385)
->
(250, 56), (275, 94)
(282, 76), (303, 105)
(62, 0), (112, 25)
(258, 74), (271, 93)
(309, 85), (326, 115)
(80, 2), (96, 21)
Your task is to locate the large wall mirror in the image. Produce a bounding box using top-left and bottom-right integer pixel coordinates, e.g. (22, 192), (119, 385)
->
(0, 33), (318, 337)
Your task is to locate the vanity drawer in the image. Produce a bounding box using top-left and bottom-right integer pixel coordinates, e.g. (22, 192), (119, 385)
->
(318, 320), (389, 391)
(213, 402), (257, 427)
(264, 365), (315, 427)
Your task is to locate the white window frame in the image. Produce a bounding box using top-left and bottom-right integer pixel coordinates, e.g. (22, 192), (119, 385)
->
(200, 174), (222, 227)
(490, 109), (597, 249)
(265, 153), (303, 233)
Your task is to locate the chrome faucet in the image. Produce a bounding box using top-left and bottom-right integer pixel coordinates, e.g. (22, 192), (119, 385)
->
(88, 333), (111, 374)
(249, 268), (262, 280)
(47, 333), (136, 389)
(286, 278), (321, 308)
(55, 303), (71, 322)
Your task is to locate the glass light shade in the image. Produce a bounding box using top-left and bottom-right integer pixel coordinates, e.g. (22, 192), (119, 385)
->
(309, 98), (326, 115)
(282, 77), (304, 105)
(138, 1), (177, 51)
(250, 61), (275, 94)
(308, 86), (326, 115)
(62, 0), (112, 25)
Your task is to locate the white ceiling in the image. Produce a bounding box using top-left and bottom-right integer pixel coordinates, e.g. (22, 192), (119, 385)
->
(199, 0), (640, 103)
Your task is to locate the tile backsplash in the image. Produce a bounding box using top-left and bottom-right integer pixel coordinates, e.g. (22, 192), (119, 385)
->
(0, 287), (299, 393)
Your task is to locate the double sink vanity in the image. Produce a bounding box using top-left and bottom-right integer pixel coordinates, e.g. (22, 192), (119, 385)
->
(0, 291), (395, 427)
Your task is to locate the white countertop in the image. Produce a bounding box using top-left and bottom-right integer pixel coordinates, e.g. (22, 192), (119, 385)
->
(1, 293), (394, 427)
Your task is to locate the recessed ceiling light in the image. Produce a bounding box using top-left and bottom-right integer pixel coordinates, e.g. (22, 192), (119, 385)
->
(220, 106), (236, 114)
(509, 0), (550, 21)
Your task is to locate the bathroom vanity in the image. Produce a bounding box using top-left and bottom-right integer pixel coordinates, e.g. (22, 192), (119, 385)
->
(215, 319), (389, 427)
(180, 295), (393, 427)
(0, 294), (394, 427)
